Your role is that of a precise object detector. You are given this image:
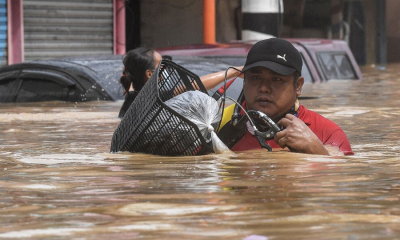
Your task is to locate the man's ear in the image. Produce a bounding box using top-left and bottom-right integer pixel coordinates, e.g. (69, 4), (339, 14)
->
(296, 76), (304, 96)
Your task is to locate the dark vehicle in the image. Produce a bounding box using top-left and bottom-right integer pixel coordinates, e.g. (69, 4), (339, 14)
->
(0, 55), (234, 103)
(0, 55), (125, 103)
(157, 38), (363, 84)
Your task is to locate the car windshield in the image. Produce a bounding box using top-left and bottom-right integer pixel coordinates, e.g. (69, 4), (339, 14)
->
(317, 52), (357, 79)
(202, 55), (313, 83)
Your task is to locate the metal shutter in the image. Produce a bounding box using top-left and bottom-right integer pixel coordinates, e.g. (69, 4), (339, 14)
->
(23, 0), (113, 61)
(0, 0), (7, 66)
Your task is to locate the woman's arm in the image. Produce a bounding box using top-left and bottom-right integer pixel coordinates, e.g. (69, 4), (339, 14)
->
(200, 66), (243, 90)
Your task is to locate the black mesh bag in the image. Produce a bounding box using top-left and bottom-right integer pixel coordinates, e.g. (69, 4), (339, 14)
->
(110, 60), (215, 156)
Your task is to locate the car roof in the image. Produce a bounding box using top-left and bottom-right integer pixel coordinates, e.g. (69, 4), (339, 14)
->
(0, 55), (243, 102)
(157, 38), (363, 83)
(170, 55), (243, 100)
(43, 55), (125, 99)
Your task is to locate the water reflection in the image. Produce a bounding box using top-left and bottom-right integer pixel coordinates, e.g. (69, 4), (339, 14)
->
(1, 65), (400, 238)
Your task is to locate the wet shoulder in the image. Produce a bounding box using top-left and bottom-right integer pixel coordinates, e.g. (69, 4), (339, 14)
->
(299, 105), (344, 134)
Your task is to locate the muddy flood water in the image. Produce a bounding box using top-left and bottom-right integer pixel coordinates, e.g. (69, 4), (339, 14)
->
(1, 64), (400, 239)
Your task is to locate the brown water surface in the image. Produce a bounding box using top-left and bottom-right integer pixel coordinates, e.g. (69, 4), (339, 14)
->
(1, 65), (400, 239)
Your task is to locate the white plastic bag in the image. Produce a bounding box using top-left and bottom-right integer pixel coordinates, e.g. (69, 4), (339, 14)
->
(165, 90), (231, 154)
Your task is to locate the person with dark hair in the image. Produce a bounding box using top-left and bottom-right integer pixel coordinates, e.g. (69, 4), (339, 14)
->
(118, 47), (243, 118)
(217, 38), (353, 156)
(118, 47), (162, 118)
(120, 47), (161, 94)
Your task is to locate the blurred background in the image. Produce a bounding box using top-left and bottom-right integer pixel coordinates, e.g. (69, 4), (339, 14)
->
(2, 0), (398, 68)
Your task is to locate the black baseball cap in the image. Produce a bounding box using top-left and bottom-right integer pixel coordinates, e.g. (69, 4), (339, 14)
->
(242, 38), (302, 75)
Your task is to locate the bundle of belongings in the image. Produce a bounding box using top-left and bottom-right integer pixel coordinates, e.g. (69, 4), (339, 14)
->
(110, 60), (230, 156)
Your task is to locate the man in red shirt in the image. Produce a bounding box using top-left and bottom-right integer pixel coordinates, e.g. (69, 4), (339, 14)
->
(217, 38), (353, 155)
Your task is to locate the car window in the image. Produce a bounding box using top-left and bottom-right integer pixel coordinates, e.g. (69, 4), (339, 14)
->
(0, 68), (79, 102)
(204, 55), (314, 84)
(317, 52), (357, 80)
(0, 70), (20, 102)
(300, 54), (313, 83)
(0, 79), (20, 102)
(16, 78), (75, 102)
(12, 69), (79, 102)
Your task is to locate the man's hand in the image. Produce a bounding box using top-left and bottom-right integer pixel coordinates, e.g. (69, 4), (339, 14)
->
(274, 114), (329, 155)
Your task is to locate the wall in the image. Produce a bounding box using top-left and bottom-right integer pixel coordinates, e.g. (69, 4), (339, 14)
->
(140, 0), (240, 48)
(140, 0), (203, 48)
(216, 0), (241, 43)
(364, 0), (376, 66)
(386, 0), (400, 62)
(139, 0), (395, 66)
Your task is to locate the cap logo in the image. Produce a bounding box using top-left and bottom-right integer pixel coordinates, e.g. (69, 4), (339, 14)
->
(277, 54), (287, 62)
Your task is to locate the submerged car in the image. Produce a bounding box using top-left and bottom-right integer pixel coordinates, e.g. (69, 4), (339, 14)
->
(0, 55), (234, 103)
(157, 38), (363, 84)
(0, 38), (361, 103)
(0, 55), (125, 103)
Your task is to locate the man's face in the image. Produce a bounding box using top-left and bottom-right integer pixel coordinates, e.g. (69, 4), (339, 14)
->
(243, 66), (304, 120)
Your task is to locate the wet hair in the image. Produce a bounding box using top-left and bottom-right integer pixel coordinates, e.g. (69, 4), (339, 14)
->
(120, 47), (156, 93)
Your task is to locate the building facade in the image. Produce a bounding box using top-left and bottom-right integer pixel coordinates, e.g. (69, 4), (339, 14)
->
(4, 0), (125, 66)
(3, 0), (399, 67)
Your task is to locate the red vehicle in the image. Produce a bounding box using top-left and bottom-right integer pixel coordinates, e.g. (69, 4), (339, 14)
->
(157, 39), (362, 84)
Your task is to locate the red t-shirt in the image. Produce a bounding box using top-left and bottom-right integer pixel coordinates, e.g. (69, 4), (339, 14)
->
(232, 105), (354, 155)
